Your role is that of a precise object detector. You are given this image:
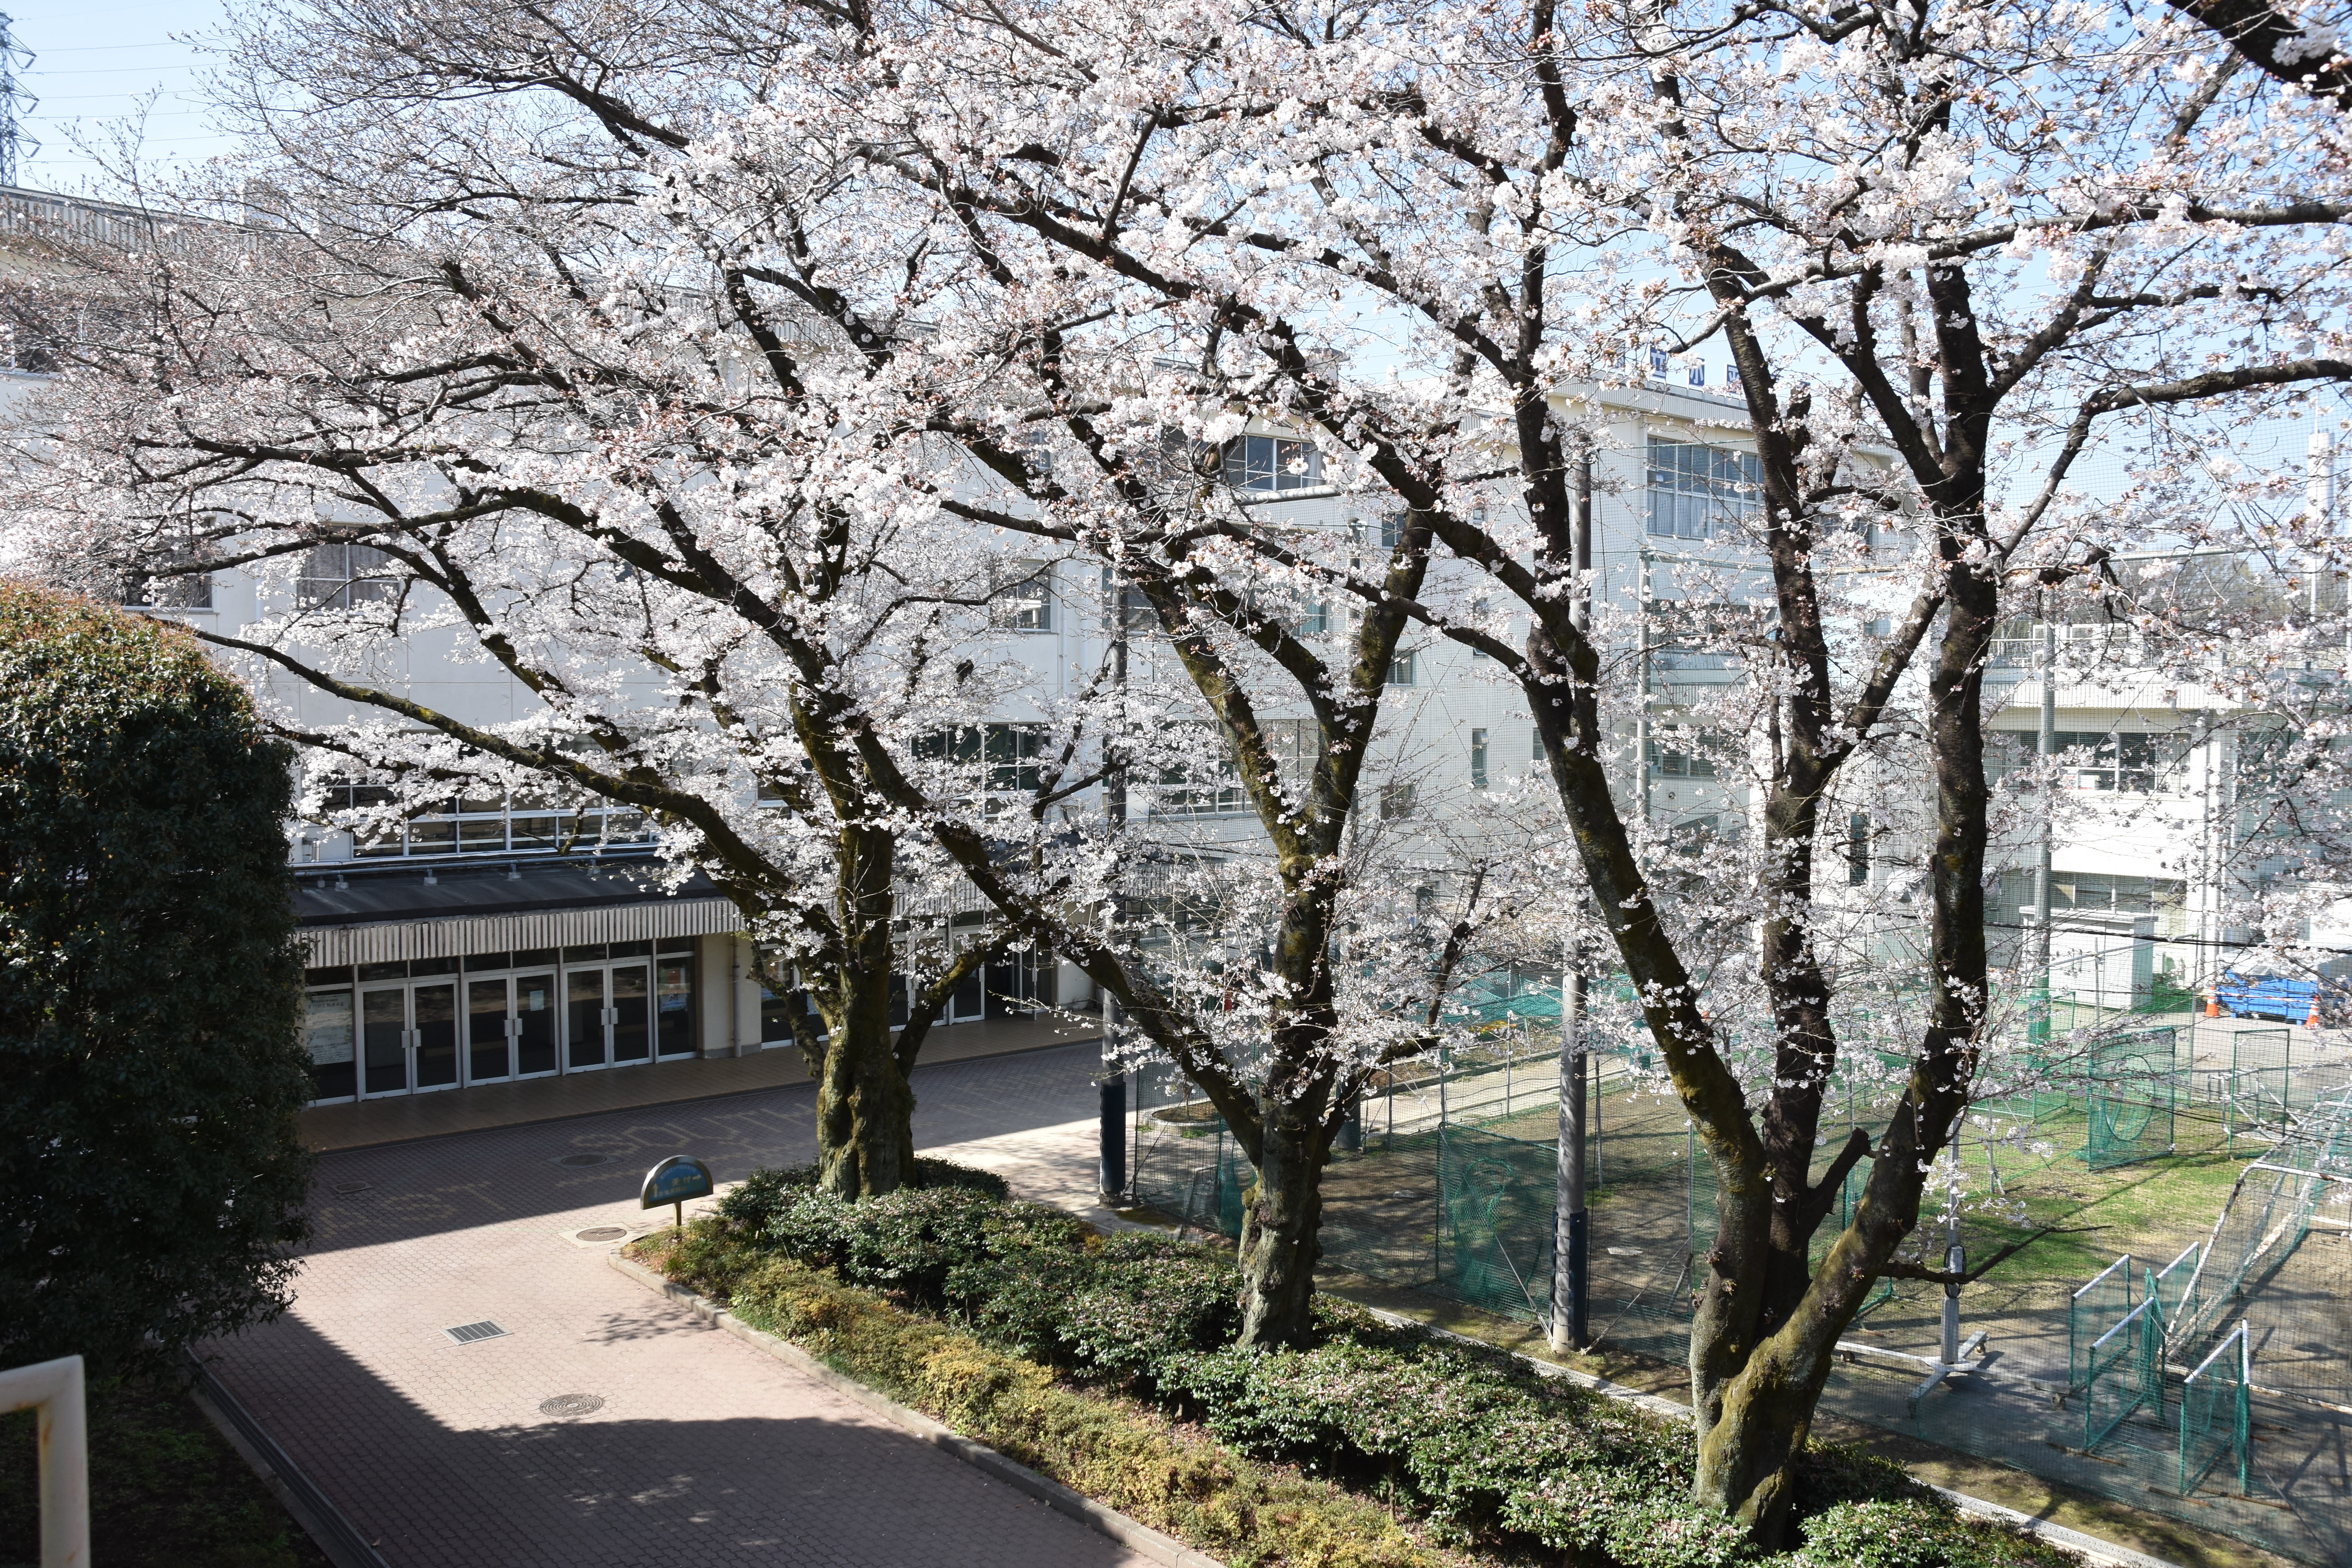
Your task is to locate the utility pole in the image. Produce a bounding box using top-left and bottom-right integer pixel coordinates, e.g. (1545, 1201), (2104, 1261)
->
(1551, 448), (1595, 1353)
(1098, 572), (1130, 1206)
(2031, 592), (2055, 1045)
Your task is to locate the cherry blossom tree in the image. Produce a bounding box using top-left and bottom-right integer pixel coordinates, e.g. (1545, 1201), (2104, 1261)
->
(759, 0), (2352, 1536)
(0, 31), (1107, 1200)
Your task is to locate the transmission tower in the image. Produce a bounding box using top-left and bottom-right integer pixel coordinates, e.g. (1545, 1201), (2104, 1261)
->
(0, 14), (38, 189)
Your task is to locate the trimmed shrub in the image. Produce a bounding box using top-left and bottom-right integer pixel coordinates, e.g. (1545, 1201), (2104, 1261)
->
(679, 1245), (1448, 1568)
(670, 1167), (2076, 1568)
(1793, 1499), (2059, 1568)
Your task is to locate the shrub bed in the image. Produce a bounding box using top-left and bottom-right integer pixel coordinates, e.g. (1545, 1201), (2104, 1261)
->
(654, 1163), (2073, 1568)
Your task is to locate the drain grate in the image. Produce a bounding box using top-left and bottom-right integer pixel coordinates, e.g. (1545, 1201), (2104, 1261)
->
(538, 1394), (604, 1419)
(552, 1152), (618, 1168)
(573, 1226), (629, 1243)
(444, 1320), (509, 1346)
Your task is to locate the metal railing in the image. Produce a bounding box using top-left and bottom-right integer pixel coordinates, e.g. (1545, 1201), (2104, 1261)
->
(0, 1354), (87, 1568)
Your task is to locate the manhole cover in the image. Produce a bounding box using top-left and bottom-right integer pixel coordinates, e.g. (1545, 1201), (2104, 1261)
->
(444, 1320), (510, 1346)
(553, 1152), (619, 1168)
(538, 1394), (604, 1419)
(329, 1181), (373, 1197)
(574, 1226), (629, 1242)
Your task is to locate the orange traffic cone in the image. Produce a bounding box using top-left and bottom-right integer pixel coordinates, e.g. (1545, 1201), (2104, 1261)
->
(2205, 992), (2221, 1018)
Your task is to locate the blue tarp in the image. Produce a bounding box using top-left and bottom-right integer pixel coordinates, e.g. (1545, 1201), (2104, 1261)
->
(2216, 970), (2317, 1022)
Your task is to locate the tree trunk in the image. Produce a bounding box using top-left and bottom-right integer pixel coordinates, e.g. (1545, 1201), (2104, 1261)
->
(1691, 1321), (1832, 1537)
(803, 824), (918, 1199)
(811, 989), (915, 1198)
(1236, 1089), (1331, 1345)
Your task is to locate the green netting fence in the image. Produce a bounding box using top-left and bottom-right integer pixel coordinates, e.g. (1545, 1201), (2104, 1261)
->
(2069, 1254), (2136, 1394)
(1121, 986), (2352, 1564)
(2082, 1027), (2178, 1169)
(1435, 1125), (1557, 1319)
(2179, 1321), (2252, 1498)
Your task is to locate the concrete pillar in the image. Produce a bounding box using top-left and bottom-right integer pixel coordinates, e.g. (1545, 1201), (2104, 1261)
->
(697, 932), (733, 1057)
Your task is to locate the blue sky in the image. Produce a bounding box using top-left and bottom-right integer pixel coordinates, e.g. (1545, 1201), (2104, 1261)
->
(8, 1), (236, 193)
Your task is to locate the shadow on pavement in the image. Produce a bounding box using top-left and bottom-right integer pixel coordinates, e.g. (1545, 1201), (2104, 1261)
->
(200, 1310), (1142, 1568)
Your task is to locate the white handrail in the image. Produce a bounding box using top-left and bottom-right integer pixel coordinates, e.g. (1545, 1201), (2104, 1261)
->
(0, 1354), (89, 1568)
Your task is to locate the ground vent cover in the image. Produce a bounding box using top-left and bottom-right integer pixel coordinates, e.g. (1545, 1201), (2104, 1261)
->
(444, 1320), (509, 1346)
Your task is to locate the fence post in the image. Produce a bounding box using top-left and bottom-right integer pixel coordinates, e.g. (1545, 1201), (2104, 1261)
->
(1, 1354), (88, 1568)
(1551, 958), (1589, 1352)
(1097, 1001), (1126, 1205)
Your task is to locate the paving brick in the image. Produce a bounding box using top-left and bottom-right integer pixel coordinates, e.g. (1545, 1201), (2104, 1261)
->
(205, 1044), (1154, 1567)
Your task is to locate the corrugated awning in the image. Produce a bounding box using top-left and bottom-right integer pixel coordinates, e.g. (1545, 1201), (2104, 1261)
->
(295, 855), (748, 965)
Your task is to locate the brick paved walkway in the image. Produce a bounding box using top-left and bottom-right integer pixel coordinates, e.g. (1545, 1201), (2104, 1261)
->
(300, 1013), (1103, 1153)
(205, 1042), (1153, 1568)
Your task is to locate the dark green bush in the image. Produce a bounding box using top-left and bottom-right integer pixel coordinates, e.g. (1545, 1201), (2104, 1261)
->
(714, 1156), (1010, 1237)
(0, 586), (313, 1376)
(1791, 1498), (2057, 1568)
(952, 1230), (1242, 1381)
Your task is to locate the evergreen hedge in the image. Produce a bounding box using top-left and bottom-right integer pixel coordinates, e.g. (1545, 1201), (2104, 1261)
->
(663, 1165), (2073, 1568)
(0, 585), (314, 1374)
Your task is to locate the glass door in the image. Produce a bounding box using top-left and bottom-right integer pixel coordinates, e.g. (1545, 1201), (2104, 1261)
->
(413, 982), (459, 1090)
(361, 987), (408, 1096)
(304, 990), (356, 1102)
(655, 958), (696, 1057)
(514, 971), (557, 1076)
(949, 935), (986, 1024)
(566, 969), (608, 1069)
(467, 979), (512, 1083)
(611, 964), (651, 1064)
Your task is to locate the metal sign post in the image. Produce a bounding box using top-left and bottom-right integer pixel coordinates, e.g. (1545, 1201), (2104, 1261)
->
(641, 1155), (716, 1232)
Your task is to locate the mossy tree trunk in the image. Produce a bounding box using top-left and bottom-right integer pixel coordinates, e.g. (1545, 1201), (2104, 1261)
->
(776, 820), (1004, 1201)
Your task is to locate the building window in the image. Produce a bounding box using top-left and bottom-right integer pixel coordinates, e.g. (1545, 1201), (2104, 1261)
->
(1387, 650), (1417, 686)
(1468, 599), (1492, 659)
(1646, 736), (1721, 779)
(318, 779), (653, 859)
(1221, 434), (1321, 493)
(1154, 726), (1245, 817)
(1646, 438), (1763, 542)
(1379, 781), (1417, 821)
(1533, 727), (1546, 761)
(2054, 730), (2185, 793)
(918, 724), (1045, 798)
(1847, 813), (1870, 887)
(1377, 512), (1404, 550)
(2049, 871), (2187, 916)
(122, 569), (212, 609)
(1262, 718), (1324, 795)
(1100, 570), (1153, 632)
(991, 560), (1053, 631)
(298, 542), (399, 608)
(1471, 729), (1489, 791)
